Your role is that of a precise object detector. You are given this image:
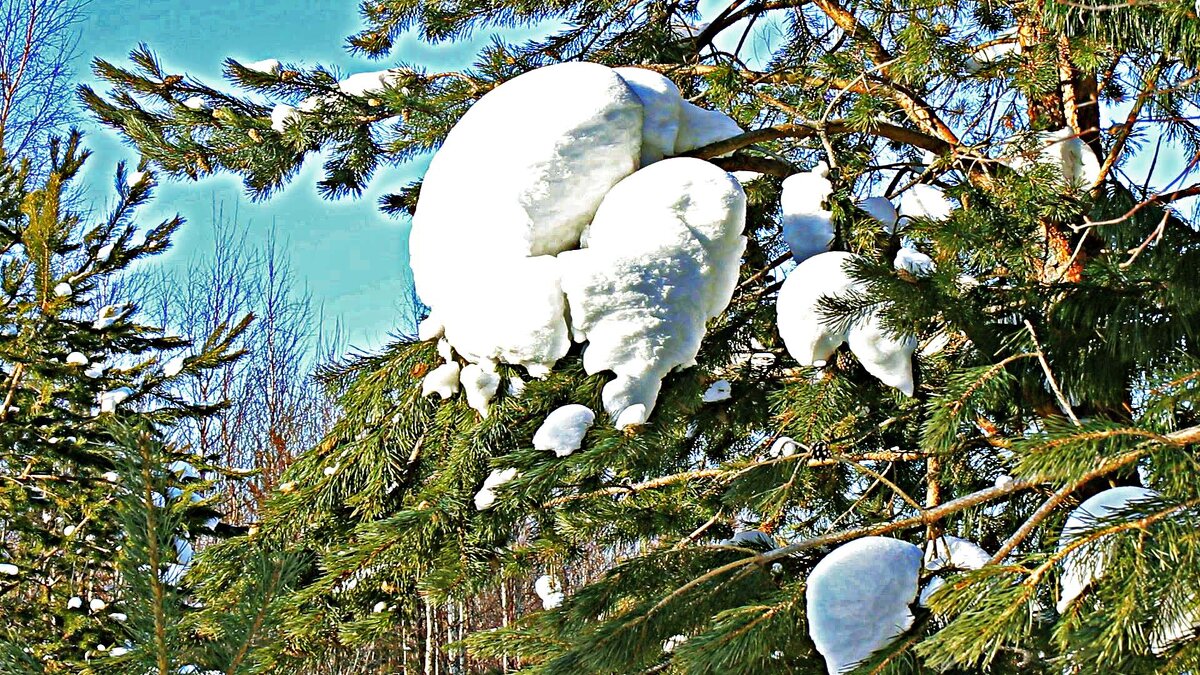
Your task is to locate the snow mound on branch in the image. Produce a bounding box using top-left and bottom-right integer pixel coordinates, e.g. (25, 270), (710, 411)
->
(614, 67), (682, 166)
(719, 529), (776, 549)
(533, 404), (595, 457)
(898, 184), (954, 222)
(702, 379), (732, 403)
(421, 362), (460, 399)
(534, 574), (564, 609)
(461, 363), (500, 417)
(1057, 486), (1158, 613)
(474, 467), (518, 511)
(437, 256), (569, 376)
(1020, 128), (1102, 188)
(847, 315), (918, 396)
(777, 251), (916, 395)
(338, 69), (402, 96)
(859, 196), (898, 232)
(559, 158), (747, 425)
(410, 62), (642, 376)
(894, 247), (935, 277)
(964, 35), (1022, 74)
(245, 58), (281, 73)
(807, 536), (923, 674)
(769, 436), (798, 458)
(777, 252), (858, 368)
(925, 535), (990, 571)
(780, 163), (835, 263)
(674, 100), (744, 155)
(270, 104), (298, 132)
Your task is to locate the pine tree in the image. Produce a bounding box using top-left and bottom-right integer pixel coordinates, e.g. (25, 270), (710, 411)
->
(82, 0), (1200, 673)
(0, 133), (299, 674)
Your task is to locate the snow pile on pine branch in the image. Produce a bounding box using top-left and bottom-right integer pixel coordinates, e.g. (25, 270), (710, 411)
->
(702, 380), (732, 403)
(534, 574), (564, 609)
(410, 62), (747, 423)
(806, 536), (923, 674)
(474, 467), (518, 511)
(1008, 127), (1102, 188)
(780, 163), (835, 263)
(776, 252), (917, 395)
(560, 158), (747, 425)
(898, 184), (954, 223)
(533, 404), (595, 457)
(1057, 486), (1158, 613)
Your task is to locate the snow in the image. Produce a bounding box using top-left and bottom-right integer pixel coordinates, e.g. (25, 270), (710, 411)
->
(474, 467), (518, 511)
(1057, 486), (1158, 613)
(898, 184), (954, 222)
(93, 304), (126, 330)
(859, 196), (898, 232)
(64, 524), (77, 536)
(84, 364), (105, 378)
(417, 316), (443, 341)
(109, 647), (128, 656)
(67, 596), (82, 609)
(614, 403), (648, 429)
(54, 282), (72, 297)
(174, 537), (194, 565)
(126, 171), (150, 188)
(534, 574), (564, 609)
(168, 460), (200, 480)
(780, 163), (835, 263)
(533, 404), (595, 457)
(719, 530), (776, 549)
(964, 40), (1021, 74)
(270, 104), (298, 132)
(108, 612), (127, 622)
(437, 256), (570, 379)
(460, 363), (501, 417)
(806, 536), (923, 674)
(102, 471), (118, 483)
(421, 362), (461, 399)
(337, 69), (401, 96)
(163, 355), (186, 377)
(674, 100), (744, 155)
(89, 598), (106, 612)
(409, 62), (642, 378)
(918, 576), (946, 607)
(614, 67), (682, 165)
(777, 252), (859, 367)
(0, 563), (16, 575)
(777, 252), (916, 395)
(894, 247), (935, 277)
(769, 436), (798, 458)
(436, 338), (454, 363)
(994, 474), (1015, 489)
(98, 387), (134, 413)
(559, 158), (747, 425)
(66, 352), (88, 366)
(847, 314), (917, 396)
(97, 243), (115, 261)
(1035, 128), (1102, 188)
(702, 380), (732, 403)
(373, 601), (388, 613)
(925, 535), (990, 571)
(182, 96), (209, 110)
(662, 634), (688, 653)
(245, 58), (281, 73)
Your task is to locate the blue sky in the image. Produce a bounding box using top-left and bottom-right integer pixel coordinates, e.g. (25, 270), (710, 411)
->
(75, 1), (489, 350)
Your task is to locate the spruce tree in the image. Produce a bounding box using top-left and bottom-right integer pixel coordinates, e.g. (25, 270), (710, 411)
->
(82, 1), (1200, 673)
(0, 133), (299, 674)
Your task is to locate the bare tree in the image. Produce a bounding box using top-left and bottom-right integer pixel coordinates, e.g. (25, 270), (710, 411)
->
(0, 0), (83, 172)
(144, 202), (341, 523)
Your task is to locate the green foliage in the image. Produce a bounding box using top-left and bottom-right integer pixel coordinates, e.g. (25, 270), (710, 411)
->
(81, 0), (1200, 672)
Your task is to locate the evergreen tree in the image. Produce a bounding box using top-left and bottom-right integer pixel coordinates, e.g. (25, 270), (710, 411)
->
(82, 1), (1200, 673)
(0, 134), (299, 674)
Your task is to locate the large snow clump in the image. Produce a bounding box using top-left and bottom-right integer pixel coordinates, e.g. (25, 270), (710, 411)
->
(806, 536), (923, 674)
(411, 62), (747, 423)
(776, 251), (917, 395)
(559, 158), (747, 425)
(780, 162), (835, 263)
